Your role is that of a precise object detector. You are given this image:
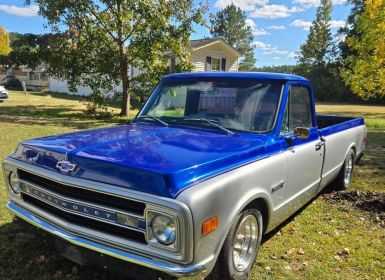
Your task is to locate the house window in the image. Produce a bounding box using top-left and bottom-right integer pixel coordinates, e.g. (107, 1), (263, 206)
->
(211, 58), (221, 71)
(29, 72), (41, 81)
(206, 56), (227, 71)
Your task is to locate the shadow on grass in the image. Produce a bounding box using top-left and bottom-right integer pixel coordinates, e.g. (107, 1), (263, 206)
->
(0, 104), (85, 119)
(27, 91), (84, 102)
(0, 104), (129, 130)
(25, 91), (122, 110)
(262, 182), (337, 245)
(0, 219), (174, 280)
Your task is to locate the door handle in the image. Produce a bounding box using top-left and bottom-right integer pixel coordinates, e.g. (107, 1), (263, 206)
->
(315, 142), (325, 151)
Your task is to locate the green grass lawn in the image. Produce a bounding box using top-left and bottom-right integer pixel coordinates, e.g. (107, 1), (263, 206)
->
(0, 92), (384, 279)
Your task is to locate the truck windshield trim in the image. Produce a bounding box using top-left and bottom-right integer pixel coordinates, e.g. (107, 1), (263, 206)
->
(138, 78), (284, 134)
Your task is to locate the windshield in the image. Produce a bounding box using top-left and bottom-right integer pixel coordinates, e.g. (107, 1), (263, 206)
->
(139, 78), (283, 133)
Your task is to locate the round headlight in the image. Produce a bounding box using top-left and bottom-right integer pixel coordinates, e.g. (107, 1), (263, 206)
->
(8, 171), (20, 194)
(151, 215), (176, 245)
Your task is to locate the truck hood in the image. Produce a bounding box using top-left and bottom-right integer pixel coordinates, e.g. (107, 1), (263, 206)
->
(11, 123), (270, 198)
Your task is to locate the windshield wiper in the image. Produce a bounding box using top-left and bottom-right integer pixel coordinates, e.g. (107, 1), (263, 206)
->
(137, 115), (169, 127)
(181, 117), (234, 135)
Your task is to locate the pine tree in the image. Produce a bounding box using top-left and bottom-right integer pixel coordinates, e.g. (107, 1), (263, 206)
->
(210, 4), (256, 71)
(296, 0), (345, 101)
(298, 0), (336, 67)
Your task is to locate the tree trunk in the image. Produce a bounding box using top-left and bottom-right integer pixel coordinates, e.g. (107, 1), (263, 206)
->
(120, 59), (130, 116)
(116, 1), (130, 117)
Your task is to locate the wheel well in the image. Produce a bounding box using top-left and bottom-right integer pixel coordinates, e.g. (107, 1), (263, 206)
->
(243, 198), (269, 233)
(351, 146), (356, 157)
(348, 145), (357, 161)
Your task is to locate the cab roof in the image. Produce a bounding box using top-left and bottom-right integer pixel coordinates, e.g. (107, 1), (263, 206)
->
(162, 72), (308, 82)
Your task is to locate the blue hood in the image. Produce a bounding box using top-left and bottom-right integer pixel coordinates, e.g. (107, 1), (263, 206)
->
(11, 123), (271, 198)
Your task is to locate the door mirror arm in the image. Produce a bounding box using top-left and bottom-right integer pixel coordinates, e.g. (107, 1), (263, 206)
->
(285, 134), (295, 146)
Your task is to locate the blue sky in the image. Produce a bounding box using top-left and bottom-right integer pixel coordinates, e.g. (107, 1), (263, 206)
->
(0, 0), (351, 67)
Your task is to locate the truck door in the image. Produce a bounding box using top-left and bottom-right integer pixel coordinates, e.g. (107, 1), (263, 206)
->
(280, 85), (324, 212)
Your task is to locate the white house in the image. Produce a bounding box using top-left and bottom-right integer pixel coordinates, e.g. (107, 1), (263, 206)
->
(49, 38), (241, 96)
(189, 37), (240, 72)
(0, 65), (49, 91)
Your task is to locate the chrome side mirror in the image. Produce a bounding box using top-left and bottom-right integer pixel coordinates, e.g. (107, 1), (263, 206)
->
(294, 127), (310, 139)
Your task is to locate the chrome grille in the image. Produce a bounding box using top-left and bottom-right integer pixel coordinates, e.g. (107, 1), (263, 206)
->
(18, 169), (146, 215)
(17, 170), (147, 244)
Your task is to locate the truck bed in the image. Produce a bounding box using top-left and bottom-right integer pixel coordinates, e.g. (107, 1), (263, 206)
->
(317, 115), (365, 136)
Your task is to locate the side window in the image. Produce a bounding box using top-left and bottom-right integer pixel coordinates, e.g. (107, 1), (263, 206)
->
(289, 86), (313, 129)
(281, 86), (313, 134)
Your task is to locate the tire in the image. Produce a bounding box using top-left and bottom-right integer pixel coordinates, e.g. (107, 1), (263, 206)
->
(208, 209), (263, 280)
(335, 149), (355, 190)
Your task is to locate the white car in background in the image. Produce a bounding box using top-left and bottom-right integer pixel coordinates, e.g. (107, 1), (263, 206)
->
(0, 86), (8, 102)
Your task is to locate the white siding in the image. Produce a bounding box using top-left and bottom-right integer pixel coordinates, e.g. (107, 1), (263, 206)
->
(49, 66), (141, 95)
(49, 77), (95, 96)
(191, 43), (239, 72)
(49, 77), (125, 96)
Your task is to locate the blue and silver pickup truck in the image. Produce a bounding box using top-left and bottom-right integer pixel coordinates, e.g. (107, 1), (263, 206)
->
(3, 72), (366, 279)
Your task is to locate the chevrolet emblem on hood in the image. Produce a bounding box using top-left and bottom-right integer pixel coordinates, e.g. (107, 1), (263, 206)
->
(56, 160), (77, 173)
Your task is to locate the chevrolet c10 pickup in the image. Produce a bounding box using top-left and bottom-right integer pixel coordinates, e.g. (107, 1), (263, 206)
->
(3, 72), (367, 280)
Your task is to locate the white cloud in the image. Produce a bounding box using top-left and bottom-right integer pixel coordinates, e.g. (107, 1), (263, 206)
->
(291, 19), (346, 31)
(330, 20), (346, 29)
(214, 0), (268, 11)
(0, 4), (38, 17)
(293, 0), (346, 9)
(273, 56), (281, 60)
(253, 40), (296, 58)
(245, 19), (270, 36)
(253, 40), (272, 50)
(266, 25), (286, 30)
(251, 4), (303, 19)
(291, 19), (312, 30)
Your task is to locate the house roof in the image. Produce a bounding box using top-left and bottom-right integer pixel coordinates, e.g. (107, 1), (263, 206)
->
(162, 71), (308, 82)
(189, 38), (241, 57)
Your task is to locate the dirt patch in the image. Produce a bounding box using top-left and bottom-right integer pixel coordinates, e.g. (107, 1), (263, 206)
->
(323, 190), (385, 227)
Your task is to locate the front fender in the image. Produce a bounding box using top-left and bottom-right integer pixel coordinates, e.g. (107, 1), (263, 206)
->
(176, 153), (287, 276)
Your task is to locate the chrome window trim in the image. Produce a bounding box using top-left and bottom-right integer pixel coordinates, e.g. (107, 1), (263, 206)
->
(3, 157), (194, 264)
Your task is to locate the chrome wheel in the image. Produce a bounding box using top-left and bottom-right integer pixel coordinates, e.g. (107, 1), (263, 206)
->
(344, 155), (354, 186)
(232, 214), (259, 272)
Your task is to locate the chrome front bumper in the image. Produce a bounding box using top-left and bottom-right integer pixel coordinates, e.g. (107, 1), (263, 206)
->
(7, 201), (206, 278)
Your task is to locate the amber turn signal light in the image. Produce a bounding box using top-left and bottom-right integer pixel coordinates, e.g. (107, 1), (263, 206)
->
(201, 216), (218, 236)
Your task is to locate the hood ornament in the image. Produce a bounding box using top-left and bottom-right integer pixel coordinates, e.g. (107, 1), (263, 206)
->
(56, 160), (77, 173)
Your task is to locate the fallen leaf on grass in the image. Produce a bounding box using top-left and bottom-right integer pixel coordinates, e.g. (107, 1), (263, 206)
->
(334, 255), (342, 261)
(334, 247), (350, 261)
(297, 248), (305, 255)
(284, 263), (303, 271)
(284, 264), (292, 270)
